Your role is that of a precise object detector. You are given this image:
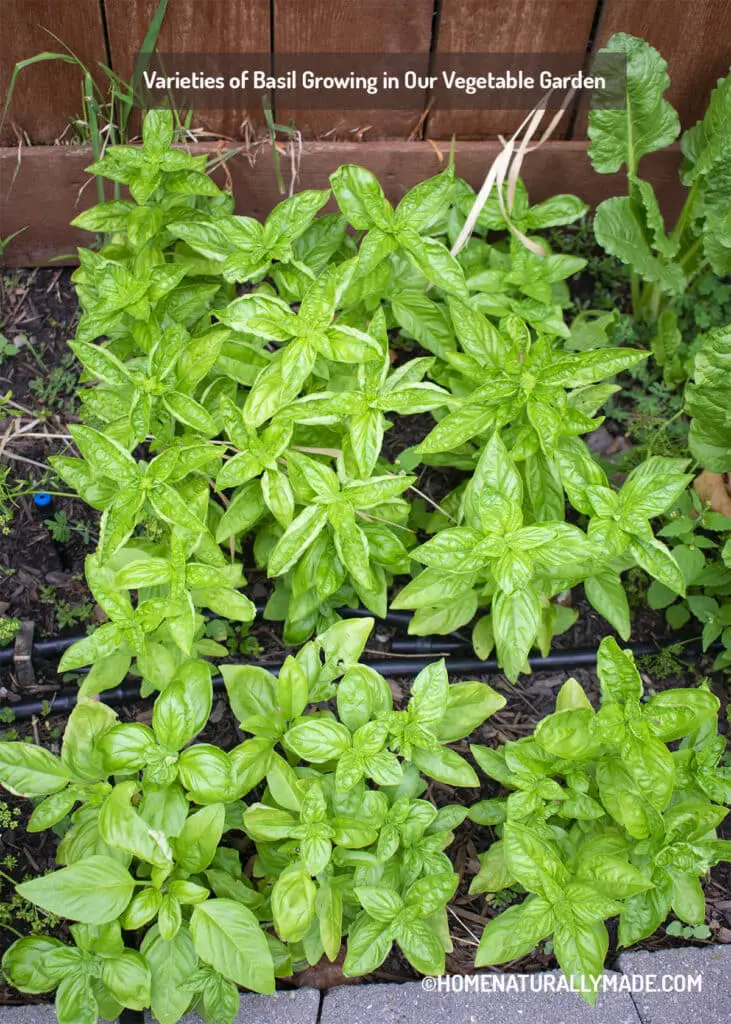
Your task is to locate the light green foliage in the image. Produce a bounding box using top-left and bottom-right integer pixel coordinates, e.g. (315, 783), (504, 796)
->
(44, 105), (688, 672)
(685, 323), (731, 472)
(0, 616), (20, 646)
(0, 618), (504, 1019)
(648, 490), (731, 670)
(395, 432), (690, 679)
(470, 636), (730, 1003)
(2, 101), (730, 1020)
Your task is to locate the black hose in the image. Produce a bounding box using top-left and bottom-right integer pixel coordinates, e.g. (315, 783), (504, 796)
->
(390, 637), (470, 653)
(0, 635), (78, 664)
(0, 606), (446, 666)
(3, 643), (667, 722)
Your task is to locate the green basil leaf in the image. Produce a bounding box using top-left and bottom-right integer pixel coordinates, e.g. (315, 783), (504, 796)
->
(643, 688), (719, 741)
(153, 660), (213, 751)
(435, 682), (506, 742)
(55, 971), (97, 1024)
(284, 719), (352, 762)
(503, 822), (568, 894)
(342, 913), (393, 976)
(61, 699), (118, 782)
(16, 855), (135, 923)
(475, 896), (554, 966)
(1, 936), (80, 994)
(493, 587), (541, 682)
(175, 803), (225, 874)
(411, 745), (478, 787)
(190, 898), (274, 993)
(177, 745), (237, 804)
(330, 165), (393, 230)
(99, 780), (174, 868)
(100, 949), (151, 1010)
(394, 917), (446, 975)
(271, 863), (317, 942)
(141, 924), (199, 1024)
(0, 742), (73, 797)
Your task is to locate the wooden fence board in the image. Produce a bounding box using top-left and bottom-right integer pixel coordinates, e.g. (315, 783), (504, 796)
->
(0, 140), (685, 266)
(0, 0), (108, 145)
(428, 0), (599, 139)
(103, 0), (271, 138)
(273, 0), (435, 139)
(575, 0), (731, 135)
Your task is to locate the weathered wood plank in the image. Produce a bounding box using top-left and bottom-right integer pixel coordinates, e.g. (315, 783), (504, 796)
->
(0, 0), (108, 145)
(0, 140), (685, 267)
(273, 0), (435, 139)
(103, 0), (272, 137)
(574, 0), (731, 135)
(428, 0), (599, 139)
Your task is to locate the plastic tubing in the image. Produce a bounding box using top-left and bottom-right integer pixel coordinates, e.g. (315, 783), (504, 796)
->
(3, 643), (667, 722)
(0, 606), (449, 666)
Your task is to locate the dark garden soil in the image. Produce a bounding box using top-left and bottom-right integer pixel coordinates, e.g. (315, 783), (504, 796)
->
(1, 261), (730, 1005)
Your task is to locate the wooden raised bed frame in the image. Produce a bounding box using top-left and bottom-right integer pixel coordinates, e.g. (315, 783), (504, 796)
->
(0, 140), (685, 268)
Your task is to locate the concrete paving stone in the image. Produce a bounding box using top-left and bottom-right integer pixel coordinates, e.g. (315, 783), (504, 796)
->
(0, 989), (321, 1024)
(319, 972), (642, 1024)
(143, 988), (321, 1023)
(0, 1008), (57, 1024)
(617, 946), (731, 1024)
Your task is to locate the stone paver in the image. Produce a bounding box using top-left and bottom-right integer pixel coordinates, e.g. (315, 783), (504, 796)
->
(0, 989), (320, 1024)
(143, 989), (321, 1023)
(617, 947), (731, 1024)
(319, 972), (642, 1024)
(0, 1009), (56, 1024)
(2, 952), (727, 1023)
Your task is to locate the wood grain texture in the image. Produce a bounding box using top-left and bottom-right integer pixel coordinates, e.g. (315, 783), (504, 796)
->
(0, 140), (685, 266)
(273, 0), (435, 139)
(575, 0), (731, 135)
(103, 0), (271, 137)
(0, 0), (107, 144)
(428, 0), (599, 139)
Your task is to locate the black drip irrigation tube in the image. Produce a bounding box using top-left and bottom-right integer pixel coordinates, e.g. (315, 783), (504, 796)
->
(1, 603), (709, 723)
(0, 605), (421, 667)
(4, 643), (668, 722)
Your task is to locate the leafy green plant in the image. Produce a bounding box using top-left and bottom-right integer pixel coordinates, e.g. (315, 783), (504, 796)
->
(588, 34), (731, 331)
(37, 104), (699, 675)
(44, 510), (72, 543)
(0, 618), (504, 1021)
(666, 919), (712, 940)
(396, 432), (691, 679)
(469, 636), (730, 1002)
(0, 617), (20, 647)
(685, 323), (731, 472)
(3, 101), (730, 1019)
(648, 490), (731, 670)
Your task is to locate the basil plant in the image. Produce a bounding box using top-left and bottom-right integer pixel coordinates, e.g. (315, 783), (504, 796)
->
(0, 618), (506, 1022)
(469, 636), (730, 1002)
(51, 104), (694, 675)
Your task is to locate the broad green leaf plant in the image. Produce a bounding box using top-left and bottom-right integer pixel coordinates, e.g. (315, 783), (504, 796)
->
(470, 637), (730, 1002)
(0, 618), (505, 1021)
(42, 104), (691, 677)
(647, 321), (731, 669)
(589, 34), (731, 325)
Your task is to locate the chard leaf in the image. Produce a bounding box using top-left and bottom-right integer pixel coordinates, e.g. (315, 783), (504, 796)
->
(588, 33), (680, 174)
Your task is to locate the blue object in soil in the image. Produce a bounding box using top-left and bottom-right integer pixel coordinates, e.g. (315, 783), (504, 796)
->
(33, 492), (52, 508)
